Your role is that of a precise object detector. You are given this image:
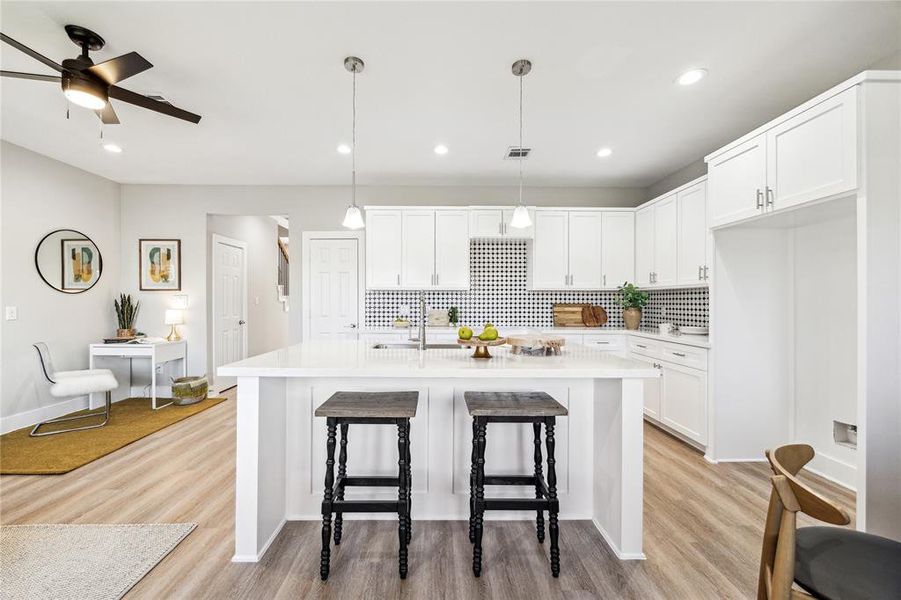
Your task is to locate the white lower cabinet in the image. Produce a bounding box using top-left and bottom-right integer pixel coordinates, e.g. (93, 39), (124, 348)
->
(636, 358), (662, 420)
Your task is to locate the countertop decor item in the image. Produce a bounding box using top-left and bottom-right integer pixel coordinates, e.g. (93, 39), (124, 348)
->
(171, 376), (208, 406)
(581, 305), (608, 327)
(448, 306), (459, 326)
(165, 309), (184, 342)
(457, 337), (506, 359)
(114, 293), (140, 338)
(679, 325), (709, 336)
(392, 318), (410, 329)
(506, 334), (566, 356)
(427, 308), (450, 327)
(617, 282), (649, 331)
(553, 304), (590, 327)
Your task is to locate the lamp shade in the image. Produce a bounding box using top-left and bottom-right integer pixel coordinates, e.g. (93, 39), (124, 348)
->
(165, 309), (184, 325)
(509, 205), (532, 229)
(342, 205), (365, 229)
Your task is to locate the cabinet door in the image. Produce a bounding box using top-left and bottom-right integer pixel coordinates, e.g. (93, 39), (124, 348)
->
(567, 211), (603, 289)
(469, 209), (504, 238)
(530, 210), (569, 289)
(435, 210), (470, 289)
(677, 182), (708, 285)
(661, 361), (707, 445)
(601, 212), (634, 288)
(634, 358), (661, 420)
(766, 87), (858, 212)
(707, 134), (766, 227)
(365, 209), (403, 288)
(653, 196), (678, 286)
(502, 208), (535, 239)
(634, 206), (654, 286)
(402, 210), (436, 288)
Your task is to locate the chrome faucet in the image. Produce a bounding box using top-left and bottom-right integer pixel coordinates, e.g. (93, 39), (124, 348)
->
(417, 291), (427, 350)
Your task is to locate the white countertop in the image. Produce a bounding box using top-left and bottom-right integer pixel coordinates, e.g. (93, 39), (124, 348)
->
(218, 340), (660, 379)
(360, 326), (711, 349)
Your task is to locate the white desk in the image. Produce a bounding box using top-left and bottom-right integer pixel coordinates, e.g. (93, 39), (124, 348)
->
(89, 341), (187, 410)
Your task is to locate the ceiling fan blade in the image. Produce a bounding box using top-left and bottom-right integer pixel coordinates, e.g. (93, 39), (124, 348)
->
(0, 32), (64, 73)
(109, 85), (201, 124)
(1, 70), (61, 82)
(95, 102), (120, 125)
(86, 51), (152, 85)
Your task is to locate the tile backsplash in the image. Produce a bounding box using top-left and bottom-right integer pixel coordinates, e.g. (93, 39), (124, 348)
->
(365, 240), (709, 329)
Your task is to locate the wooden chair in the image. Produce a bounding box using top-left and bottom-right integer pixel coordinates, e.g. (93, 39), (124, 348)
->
(758, 443), (901, 599)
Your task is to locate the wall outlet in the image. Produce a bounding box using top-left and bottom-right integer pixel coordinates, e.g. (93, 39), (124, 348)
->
(833, 420), (857, 450)
(4, 306), (17, 321)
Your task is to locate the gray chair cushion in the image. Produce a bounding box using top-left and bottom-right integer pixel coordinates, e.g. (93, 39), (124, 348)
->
(795, 526), (901, 600)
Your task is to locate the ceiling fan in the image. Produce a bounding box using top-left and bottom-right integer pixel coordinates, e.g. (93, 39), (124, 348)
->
(1, 24), (201, 124)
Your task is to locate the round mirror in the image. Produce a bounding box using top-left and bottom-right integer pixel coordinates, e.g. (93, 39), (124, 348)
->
(34, 229), (103, 294)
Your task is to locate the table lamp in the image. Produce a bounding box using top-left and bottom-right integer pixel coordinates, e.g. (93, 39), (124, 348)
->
(165, 309), (184, 341)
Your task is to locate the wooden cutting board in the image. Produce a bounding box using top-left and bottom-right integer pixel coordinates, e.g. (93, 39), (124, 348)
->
(553, 304), (589, 327)
(581, 305), (608, 327)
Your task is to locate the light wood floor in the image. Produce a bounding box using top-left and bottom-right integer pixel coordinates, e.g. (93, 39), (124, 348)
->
(0, 388), (854, 599)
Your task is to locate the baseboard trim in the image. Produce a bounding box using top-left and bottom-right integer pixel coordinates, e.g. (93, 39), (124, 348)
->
(231, 518), (287, 563)
(591, 518), (646, 560)
(0, 395), (89, 435)
(708, 457), (768, 463)
(806, 454), (856, 491)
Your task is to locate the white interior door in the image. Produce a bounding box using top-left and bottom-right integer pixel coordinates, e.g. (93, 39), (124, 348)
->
(601, 211), (635, 288)
(309, 238), (359, 339)
(213, 235), (247, 390)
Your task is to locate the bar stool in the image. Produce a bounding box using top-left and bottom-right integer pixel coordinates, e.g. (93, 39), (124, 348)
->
(465, 391), (568, 578)
(315, 391), (418, 581)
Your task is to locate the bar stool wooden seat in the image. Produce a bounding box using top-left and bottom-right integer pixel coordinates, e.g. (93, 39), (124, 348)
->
(464, 391), (568, 578)
(315, 391), (418, 581)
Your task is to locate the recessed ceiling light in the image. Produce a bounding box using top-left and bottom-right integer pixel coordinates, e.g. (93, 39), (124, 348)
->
(434, 144), (449, 155)
(103, 143), (123, 153)
(596, 147), (613, 158)
(337, 144), (351, 154)
(677, 68), (708, 86)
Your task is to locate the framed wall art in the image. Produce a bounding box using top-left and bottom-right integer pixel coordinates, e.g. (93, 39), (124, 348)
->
(139, 239), (181, 291)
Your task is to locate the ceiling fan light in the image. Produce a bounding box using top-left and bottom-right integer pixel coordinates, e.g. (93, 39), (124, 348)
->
(342, 205), (365, 230)
(62, 76), (108, 110)
(509, 205), (532, 229)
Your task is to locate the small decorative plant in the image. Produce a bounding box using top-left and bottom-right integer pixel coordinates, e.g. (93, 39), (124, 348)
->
(617, 282), (648, 330)
(448, 306), (460, 326)
(114, 293), (140, 337)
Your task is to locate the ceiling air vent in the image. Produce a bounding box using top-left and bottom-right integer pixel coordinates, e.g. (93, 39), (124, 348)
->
(504, 146), (531, 160)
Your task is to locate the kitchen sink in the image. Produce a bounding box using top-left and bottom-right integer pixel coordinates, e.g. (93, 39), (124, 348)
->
(371, 342), (461, 350)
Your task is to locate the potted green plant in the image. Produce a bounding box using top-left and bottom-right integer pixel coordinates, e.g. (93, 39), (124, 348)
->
(114, 293), (140, 338)
(448, 306), (460, 326)
(617, 282), (649, 330)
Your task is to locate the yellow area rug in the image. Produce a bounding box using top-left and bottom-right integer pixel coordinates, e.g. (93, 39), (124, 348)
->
(0, 397), (227, 475)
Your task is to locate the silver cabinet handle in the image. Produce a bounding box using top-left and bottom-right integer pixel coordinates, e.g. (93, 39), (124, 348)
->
(703, 265), (709, 280)
(603, 274), (607, 286)
(499, 222), (503, 235)
(397, 274), (401, 286)
(594, 341), (610, 345)
(673, 352), (686, 357)
(636, 344), (647, 348)
(756, 188), (764, 209)
(698, 265), (703, 281)
(766, 186), (774, 209)
(436, 273), (439, 286)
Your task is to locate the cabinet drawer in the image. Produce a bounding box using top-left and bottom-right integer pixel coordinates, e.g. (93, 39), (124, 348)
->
(629, 339), (661, 359)
(583, 335), (625, 351)
(660, 343), (707, 371)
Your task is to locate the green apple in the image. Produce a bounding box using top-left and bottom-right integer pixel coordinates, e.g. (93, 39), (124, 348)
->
(458, 326), (473, 340)
(478, 327), (498, 341)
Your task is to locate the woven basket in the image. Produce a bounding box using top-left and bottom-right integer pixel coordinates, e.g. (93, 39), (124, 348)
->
(171, 376), (209, 406)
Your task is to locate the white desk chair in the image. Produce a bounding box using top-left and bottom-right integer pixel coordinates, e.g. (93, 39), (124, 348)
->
(31, 342), (119, 437)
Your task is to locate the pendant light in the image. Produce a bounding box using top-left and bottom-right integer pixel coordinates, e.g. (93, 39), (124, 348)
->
(342, 56), (365, 230)
(509, 59), (532, 229)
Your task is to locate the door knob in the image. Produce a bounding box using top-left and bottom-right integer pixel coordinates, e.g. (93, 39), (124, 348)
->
(238, 320), (246, 325)
(348, 323), (358, 329)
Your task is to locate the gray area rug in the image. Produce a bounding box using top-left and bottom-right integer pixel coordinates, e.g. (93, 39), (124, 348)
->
(0, 523), (196, 599)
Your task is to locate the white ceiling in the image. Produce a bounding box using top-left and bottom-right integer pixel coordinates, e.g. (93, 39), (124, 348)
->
(1, 1), (899, 187)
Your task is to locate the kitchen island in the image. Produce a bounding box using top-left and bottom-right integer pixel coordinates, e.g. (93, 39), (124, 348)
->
(218, 340), (658, 563)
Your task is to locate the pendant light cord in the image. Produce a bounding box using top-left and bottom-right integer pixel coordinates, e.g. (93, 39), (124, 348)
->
(518, 69), (524, 208)
(352, 67), (357, 208)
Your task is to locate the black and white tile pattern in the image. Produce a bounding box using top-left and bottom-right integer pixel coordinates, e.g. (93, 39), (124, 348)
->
(365, 240), (709, 328)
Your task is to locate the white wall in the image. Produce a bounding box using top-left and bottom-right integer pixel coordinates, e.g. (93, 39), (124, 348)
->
(793, 215), (857, 487)
(207, 215), (290, 360)
(645, 160), (708, 201)
(120, 184), (643, 378)
(0, 141), (121, 431)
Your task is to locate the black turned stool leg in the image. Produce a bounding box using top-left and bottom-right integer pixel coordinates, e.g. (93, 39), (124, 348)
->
(533, 421), (545, 544)
(320, 418), (337, 581)
(397, 419), (409, 579)
(546, 417), (560, 577)
(406, 423), (413, 544)
(469, 420), (477, 544)
(334, 423), (349, 545)
(472, 417), (487, 577)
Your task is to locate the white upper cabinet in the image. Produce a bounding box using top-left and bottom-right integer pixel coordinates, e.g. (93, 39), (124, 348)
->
(634, 206), (654, 286)
(531, 210), (569, 289)
(708, 134), (767, 228)
(366, 209), (403, 288)
(434, 210), (470, 289)
(568, 211), (603, 289)
(402, 210), (437, 288)
(469, 207), (535, 239)
(677, 182), (708, 284)
(653, 195), (678, 286)
(707, 86), (859, 228)
(766, 88), (858, 211)
(601, 211), (635, 288)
